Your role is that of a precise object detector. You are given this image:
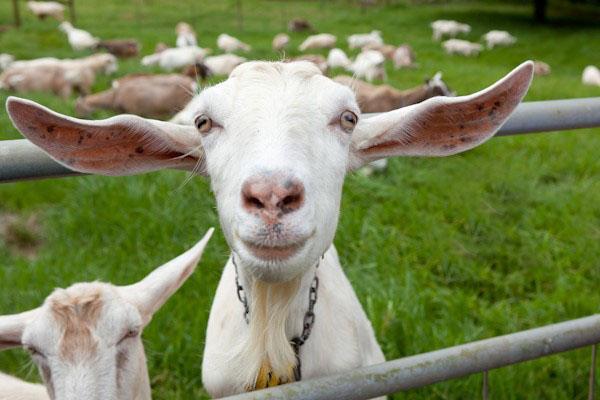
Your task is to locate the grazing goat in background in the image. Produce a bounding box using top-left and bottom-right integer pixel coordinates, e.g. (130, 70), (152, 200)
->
(272, 33), (290, 51)
(27, 1), (64, 20)
(347, 30), (383, 49)
(431, 20), (471, 41)
(141, 46), (210, 71)
(483, 30), (517, 48)
(58, 22), (99, 51)
(582, 65), (600, 87)
(176, 22), (198, 48)
(6, 60), (534, 397)
(97, 39), (140, 58)
(0, 229), (213, 400)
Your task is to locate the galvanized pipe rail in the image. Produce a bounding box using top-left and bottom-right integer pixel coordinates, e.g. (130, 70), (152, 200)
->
(1, 98), (599, 183)
(225, 314), (600, 400)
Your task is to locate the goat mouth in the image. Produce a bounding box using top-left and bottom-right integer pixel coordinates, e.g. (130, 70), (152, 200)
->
(242, 240), (306, 261)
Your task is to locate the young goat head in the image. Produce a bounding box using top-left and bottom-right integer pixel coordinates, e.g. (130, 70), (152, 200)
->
(6, 60), (533, 283)
(0, 229), (213, 400)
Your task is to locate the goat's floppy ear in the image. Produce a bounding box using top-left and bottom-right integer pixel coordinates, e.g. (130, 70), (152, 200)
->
(348, 61), (534, 169)
(0, 309), (39, 350)
(118, 228), (214, 325)
(6, 97), (206, 176)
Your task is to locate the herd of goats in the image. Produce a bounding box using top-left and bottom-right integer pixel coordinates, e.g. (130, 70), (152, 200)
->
(1, 1), (599, 123)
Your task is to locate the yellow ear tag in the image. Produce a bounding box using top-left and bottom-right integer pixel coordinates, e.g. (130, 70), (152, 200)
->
(250, 360), (296, 391)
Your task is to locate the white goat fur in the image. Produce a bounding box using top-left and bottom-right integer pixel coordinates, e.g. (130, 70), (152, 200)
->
(141, 46), (209, 70)
(0, 54), (14, 71)
(217, 34), (251, 53)
(483, 30), (517, 49)
(443, 39), (483, 56)
(58, 22), (99, 51)
(298, 34), (337, 51)
(347, 30), (383, 49)
(582, 65), (600, 87)
(0, 230), (213, 400)
(6, 60), (534, 397)
(431, 19), (471, 41)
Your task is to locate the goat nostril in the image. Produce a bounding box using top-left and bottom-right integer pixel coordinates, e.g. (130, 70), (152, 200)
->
(247, 196), (264, 210)
(281, 195), (297, 206)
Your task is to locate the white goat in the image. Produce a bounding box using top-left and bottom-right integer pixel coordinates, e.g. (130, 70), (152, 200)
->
(582, 65), (600, 87)
(392, 44), (416, 69)
(0, 229), (213, 400)
(6, 60), (534, 397)
(272, 33), (290, 51)
(298, 33), (336, 51)
(26, 1), (65, 20)
(326, 48), (351, 69)
(483, 30), (517, 48)
(141, 46), (210, 71)
(0, 54), (14, 71)
(533, 60), (551, 76)
(176, 22), (198, 48)
(443, 39), (483, 56)
(349, 49), (386, 82)
(347, 30), (383, 49)
(204, 54), (247, 76)
(431, 19), (471, 41)
(58, 22), (99, 51)
(347, 31), (383, 49)
(217, 33), (251, 53)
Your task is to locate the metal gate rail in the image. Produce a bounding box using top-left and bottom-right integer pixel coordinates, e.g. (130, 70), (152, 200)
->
(1, 98), (599, 183)
(225, 315), (600, 400)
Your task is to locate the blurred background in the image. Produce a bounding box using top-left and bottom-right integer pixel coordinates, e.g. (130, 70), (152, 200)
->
(0, 0), (599, 398)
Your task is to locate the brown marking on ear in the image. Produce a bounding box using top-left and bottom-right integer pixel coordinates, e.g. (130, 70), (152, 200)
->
(353, 62), (534, 164)
(7, 98), (200, 176)
(50, 289), (104, 362)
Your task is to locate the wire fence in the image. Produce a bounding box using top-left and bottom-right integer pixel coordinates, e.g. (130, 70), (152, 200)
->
(1, 97), (600, 399)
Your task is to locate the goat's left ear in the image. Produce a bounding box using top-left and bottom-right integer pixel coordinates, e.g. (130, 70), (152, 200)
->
(118, 228), (214, 325)
(348, 61), (534, 170)
(6, 97), (206, 176)
(0, 309), (40, 351)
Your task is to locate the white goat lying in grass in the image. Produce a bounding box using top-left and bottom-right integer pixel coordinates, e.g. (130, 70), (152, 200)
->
(6, 60), (533, 397)
(0, 229), (213, 400)
(443, 38), (483, 56)
(298, 33), (337, 51)
(141, 46), (210, 71)
(347, 30), (383, 49)
(217, 34), (251, 53)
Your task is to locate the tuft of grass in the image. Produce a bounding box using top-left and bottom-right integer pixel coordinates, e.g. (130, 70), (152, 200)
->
(0, 1), (599, 398)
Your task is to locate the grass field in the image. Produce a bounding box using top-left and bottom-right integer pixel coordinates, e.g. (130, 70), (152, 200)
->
(1, 0), (599, 398)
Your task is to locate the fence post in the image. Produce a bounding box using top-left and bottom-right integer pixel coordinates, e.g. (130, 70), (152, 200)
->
(12, 0), (21, 27)
(68, 0), (76, 23)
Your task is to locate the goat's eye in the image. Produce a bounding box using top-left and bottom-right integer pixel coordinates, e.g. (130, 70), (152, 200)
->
(119, 329), (140, 344)
(25, 345), (45, 358)
(340, 110), (358, 133)
(194, 114), (212, 134)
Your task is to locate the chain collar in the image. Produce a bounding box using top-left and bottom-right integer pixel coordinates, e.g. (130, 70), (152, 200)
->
(231, 253), (322, 381)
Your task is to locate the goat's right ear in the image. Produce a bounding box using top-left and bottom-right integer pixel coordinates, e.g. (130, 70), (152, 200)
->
(6, 97), (206, 176)
(0, 309), (39, 350)
(118, 228), (214, 325)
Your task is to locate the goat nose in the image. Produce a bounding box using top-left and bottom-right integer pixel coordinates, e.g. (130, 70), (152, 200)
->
(242, 176), (305, 218)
